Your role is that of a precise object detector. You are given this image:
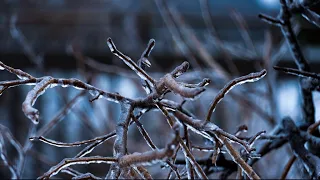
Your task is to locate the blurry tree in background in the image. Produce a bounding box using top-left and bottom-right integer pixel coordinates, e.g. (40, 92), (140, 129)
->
(1, 0), (320, 179)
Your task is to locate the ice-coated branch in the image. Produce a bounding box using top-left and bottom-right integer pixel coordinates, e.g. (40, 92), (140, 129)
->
(22, 77), (54, 124)
(133, 166), (153, 179)
(160, 74), (206, 99)
(39, 156), (118, 179)
(71, 173), (102, 180)
(138, 39), (155, 94)
(156, 104), (208, 179)
(215, 134), (260, 180)
(20, 76), (126, 125)
(173, 110), (253, 153)
(39, 126), (178, 179)
(206, 69), (267, 121)
(131, 115), (157, 150)
(141, 39), (155, 60)
(170, 61), (190, 78)
(118, 132), (179, 167)
(106, 103), (133, 179)
(0, 61), (34, 80)
(29, 131), (116, 148)
(107, 37), (156, 86)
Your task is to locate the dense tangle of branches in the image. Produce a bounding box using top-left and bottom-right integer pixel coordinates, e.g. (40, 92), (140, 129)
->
(1, 0), (320, 179)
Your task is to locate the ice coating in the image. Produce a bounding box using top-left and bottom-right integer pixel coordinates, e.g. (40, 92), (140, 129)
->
(16, 75), (29, 80)
(0, 86), (4, 96)
(89, 90), (99, 97)
(206, 69), (267, 121)
(22, 77), (53, 124)
(0, 65), (4, 70)
(41, 156), (117, 178)
(107, 38), (155, 87)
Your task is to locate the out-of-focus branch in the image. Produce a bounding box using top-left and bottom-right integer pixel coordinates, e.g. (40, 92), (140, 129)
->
(259, 0), (317, 126)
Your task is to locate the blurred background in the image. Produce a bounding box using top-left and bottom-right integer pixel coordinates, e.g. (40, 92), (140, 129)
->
(1, 0), (320, 179)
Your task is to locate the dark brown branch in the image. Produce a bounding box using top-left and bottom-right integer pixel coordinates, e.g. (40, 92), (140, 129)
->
(280, 155), (296, 180)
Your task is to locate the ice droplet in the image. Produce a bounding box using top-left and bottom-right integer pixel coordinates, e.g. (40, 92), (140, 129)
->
(89, 90), (99, 97)
(49, 83), (58, 88)
(16, 75), (29, 80)
(73, 86), (83, 90)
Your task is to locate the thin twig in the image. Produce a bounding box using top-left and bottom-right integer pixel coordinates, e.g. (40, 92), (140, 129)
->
(206, 69), (267, 121)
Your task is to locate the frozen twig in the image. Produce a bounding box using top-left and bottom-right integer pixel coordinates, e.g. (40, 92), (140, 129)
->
(107, 38), (156, 86)
(156, 104), (208, 179)
(138, 39), (155, 94)
(173, 110), (253, 153)
(29, 131), (116, 148)
(160, 74), (206, 99)
(40, 130), (178, 179)
(118, 132), (179, 167)
(206, 69), (267, 121)
(215, 134), (260, 180)
(39, 156), (118, 179)
(0, 61), (34, 80)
